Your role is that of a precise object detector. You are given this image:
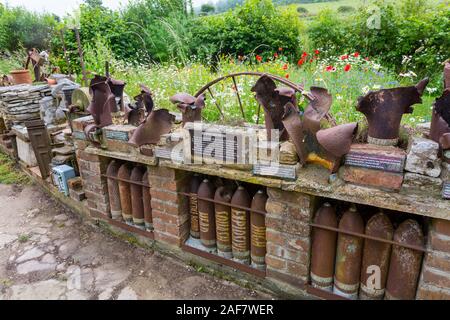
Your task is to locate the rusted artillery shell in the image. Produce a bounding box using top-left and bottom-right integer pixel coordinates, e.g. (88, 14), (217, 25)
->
(118, 164), (133, 224)
(385, 219), (424, 300)
(231, 186), (252, 264)
(189, 174), (202, 239)
(197, 179), (216, 248)
(310, 203), (338, 292)
(334, 206), (364, 299)
(250, 190), (268, 269)
(360, 213), (394, 300)
(142, 170), (152, 231)
(214, 186), (234, 257)
(130, 166), (145, 229)
(106, 160), (122, 220)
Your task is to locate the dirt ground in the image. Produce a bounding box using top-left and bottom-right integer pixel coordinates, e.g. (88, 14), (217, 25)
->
(0, 183), (273, 300)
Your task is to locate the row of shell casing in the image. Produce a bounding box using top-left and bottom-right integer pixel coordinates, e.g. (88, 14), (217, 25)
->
(310, 203), (424, 300)
(106, 160), (152, 231)
(188, 174), (268, 269)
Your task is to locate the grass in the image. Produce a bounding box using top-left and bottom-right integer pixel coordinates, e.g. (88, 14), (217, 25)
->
(0, 152), (30, 185)
(17, 234), (31, 243)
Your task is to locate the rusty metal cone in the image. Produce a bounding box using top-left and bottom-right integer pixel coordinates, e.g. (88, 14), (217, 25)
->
(250, 190), (268, 270)
(197, 179), (216, 249)
(231, 186), (252, 264)
(316, 123), (358, 159)
(282, 102), (306, 164)
(106, 160), (122, 220)
(334, 206), (364, 299)
(142, 170), (153, 231)
(360, 212), (393, 300)
(189, 174), (202, 239)
(214, 186), (234, 258)
(128, 109), (175, 147)
(117, 163), (133, 224)
(310, 203), (338, 292)
(130, 166), (145, 230)
(385, 219), (424, 300)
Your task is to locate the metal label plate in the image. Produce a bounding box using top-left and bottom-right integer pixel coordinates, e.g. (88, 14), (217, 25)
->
(442, 181), (450, 199)
(104, 130), (129, 142)
(345, 152), (405, 173)
(72, 131), (86, 140)
(253, 163), (297, 180)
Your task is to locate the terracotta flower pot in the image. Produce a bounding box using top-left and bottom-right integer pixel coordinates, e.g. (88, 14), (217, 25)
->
(10, 69), (32, 85)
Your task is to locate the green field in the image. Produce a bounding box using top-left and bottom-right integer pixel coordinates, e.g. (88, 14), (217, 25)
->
(284, 0), (445, 16)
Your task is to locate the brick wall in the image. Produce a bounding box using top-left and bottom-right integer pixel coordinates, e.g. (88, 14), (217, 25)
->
(416, 218), (450, 299)
(265, 188), (313, 287)
(147, 166), (190, 248)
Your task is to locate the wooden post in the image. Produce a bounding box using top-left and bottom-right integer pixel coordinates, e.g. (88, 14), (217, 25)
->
(73, 28), (88, 87)
(59, 29), (72, 75)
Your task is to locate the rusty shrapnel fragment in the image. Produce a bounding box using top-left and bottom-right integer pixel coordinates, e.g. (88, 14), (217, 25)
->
(189, 174), (202, 239)
(231, 186), (252, 265)
(118, 163), (133, 225)
(251, 75), (295, 141)
(87, 75), (116, 128)
(250, 190), (268, 270)
(385, 219), (424, 300)
(107, 77), (126, 111)
(170, 93), (205, 125)
(282, 102), (306, 163)
(444, 61), (450, 89)
(125, 84), (154, 126)
(106, 160), (122, 220)
(357, 78), (429, 146)
(432, 90), (450, 148)
(334, 206), (364, 299)
(135, 84), (154, 113)
(130, 166), (145, 230)
(142, 170), (153, 231)
(128, 109), (175, 147)
(360, 212), (394, 300)
(214, 186), (234, 258)
(316, 123), (358, 172)
(197, 179), (216, 249)
(310, 203), (338, 292)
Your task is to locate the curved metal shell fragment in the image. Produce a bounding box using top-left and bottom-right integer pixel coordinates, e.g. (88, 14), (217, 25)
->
(87, 75), (116, 128)
(430, 89), (450, 146)
(316, 122), (358, 158)
(128, 109), (175, 147)
(281, 102), (306, 164)
(303, 86), (333, 133)
(170, 93), (205, 124)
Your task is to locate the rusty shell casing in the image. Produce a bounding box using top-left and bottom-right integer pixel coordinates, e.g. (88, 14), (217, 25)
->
(142, 170), (152, 231)
(106, 160), (122, 220)
(310, 203), (338, 292)
(117, 163), (133, 224)
(250, 190), (268, 269)
(360, 212), (394, 300)
(197, 179), (216, 248)
(334, 206), (365, 299)
(189, 174), (202, 239)
(130, 166), (145, 229)
(385, 219), (424, 300)
(231, 186), (252, 264)
(214, 186), (234, 257)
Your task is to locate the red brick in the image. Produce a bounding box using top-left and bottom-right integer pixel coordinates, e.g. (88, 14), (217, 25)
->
(266, 199), (310, 222)
(286, 260), (308, 278)
(267, 188), (310, 207)
(266, 242), (308, 264)
(76, 150), (100, 162)
(148, 176), (177, 191)
(87, 200), (97, 210)
(433, 219), (450, 237)
(152, 209), (178, 225)
(416, 284), (450, 300)
(89, 208), (109, 219)
(149, 166), (176, 179)
(422, 266), (450, 289)
(425, 252), (450, 273)
(342, 166), (403, 190)
(266, 268), (307, 288)
(266, 229), (286, 246)
(74, 139), (89, 150)
(153, 219), (167, 233)
(430, 231), (450, 253)
(265, 215), (310, 237)
(151, 188), (179, 203)
(151, 199), (179, 216)
(84, 190), (109, 204)
(155, 231), (181, 247)
(265, 254), (287, 271)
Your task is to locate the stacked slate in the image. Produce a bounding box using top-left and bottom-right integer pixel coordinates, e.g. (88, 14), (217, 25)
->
(0, 84), (52, 129)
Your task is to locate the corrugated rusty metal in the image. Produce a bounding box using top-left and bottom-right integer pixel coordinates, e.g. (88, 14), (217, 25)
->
(142, 170), (153, 231)
(130, 166), (145, 230)
(170, 93), (205, 125)
(310, 203), (338, 292)
(250, 190), (268, 269)
(24, 119), (52, 179)
(189, 174), (202, 239)
(117, 163), (133, 224)
(231, 186), (251, 264)
(106, 160), (122, 220)
(197, 179), (216, 248)
(385, 219), (424, 300)
(334, 206), (364, 299)
(214, 186), (234, 258)
(360, 212), (393, 300)
(128, 109), (175, 147)
(357, 78), (429, 146)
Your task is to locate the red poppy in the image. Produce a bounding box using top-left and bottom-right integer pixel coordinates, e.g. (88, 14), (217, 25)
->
(297, 58), (305, 66)
(365, 57), (370, 61)
(279, 47), (283, 51)
(326, 65), (334, 72)
(255, 55), (262, 62)
(353, 52), (360, 57)
(282, 63), (288, 70)
(309, 59), (313, 63)
(302, 51), (308, 58)
(340, 54), (349, 60)
(314, 49), (320, 55)
(344, 64), (352, 72)
(285, 74), (289, 79)
(274, 53), (279, 58)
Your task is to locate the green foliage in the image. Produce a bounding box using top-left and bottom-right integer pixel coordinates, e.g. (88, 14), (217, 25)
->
(0, 153), (30, 185)
(201, 4), (216, 14)
(297, 7), (309, 14)
(337, 5), (355, 13)
(190, 0), (305, 62)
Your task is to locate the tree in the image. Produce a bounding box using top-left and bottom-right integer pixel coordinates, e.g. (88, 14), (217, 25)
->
(201, 4), (215, 15)
(84, 0), (104, 8)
